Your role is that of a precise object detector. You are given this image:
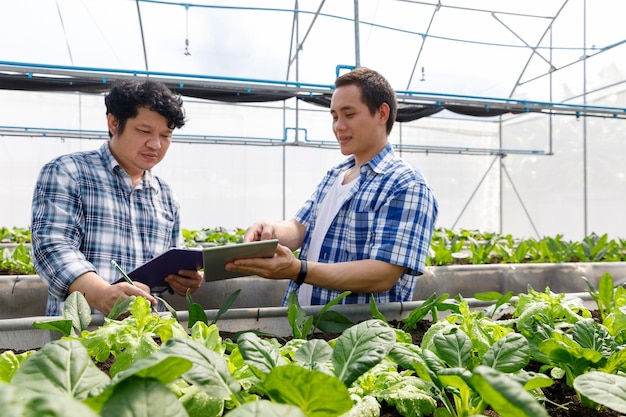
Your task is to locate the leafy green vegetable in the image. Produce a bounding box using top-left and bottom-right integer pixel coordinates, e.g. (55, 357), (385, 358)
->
(573, 371), (626, 414)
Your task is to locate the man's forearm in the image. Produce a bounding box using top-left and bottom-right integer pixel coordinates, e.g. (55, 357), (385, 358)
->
(302, 259), (405, 293)
(68, 271), (111, 311)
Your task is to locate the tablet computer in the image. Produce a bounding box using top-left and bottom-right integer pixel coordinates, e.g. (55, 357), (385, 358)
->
(203, 239), (279, 282)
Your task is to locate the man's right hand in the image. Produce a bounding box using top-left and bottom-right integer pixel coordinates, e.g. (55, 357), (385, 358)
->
(68, 271), (157, 316)
(243, 221), (276, 242)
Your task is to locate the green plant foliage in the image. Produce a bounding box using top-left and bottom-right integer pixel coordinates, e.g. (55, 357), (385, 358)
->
(4, 227), (626, 275)
(3, 269), (626, 416)
(0, 242), (35, 274)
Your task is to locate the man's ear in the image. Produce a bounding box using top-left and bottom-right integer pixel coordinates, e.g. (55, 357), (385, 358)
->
(107, 113), (119, 136)
(378, 102), (390, 125)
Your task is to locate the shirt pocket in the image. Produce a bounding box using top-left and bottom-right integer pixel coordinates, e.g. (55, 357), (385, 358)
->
(349, 209), (375, 259)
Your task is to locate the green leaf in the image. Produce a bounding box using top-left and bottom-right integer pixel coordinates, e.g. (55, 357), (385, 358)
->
(369, 294), (388, 324)
(572, 318), (616, 355)
(597, 272), (615, 312)
(388, 342), (423, 371)
(11, 339), (110, 400)
(156, 295), (178, 320)
(179, 385), (224, 417)
(107, 295), (134, 319)
(294, 339), (333, 369)
(470, 365), (549, 417)
(573, 371), (626, 413)
(473, 291), (507, 301)
(332, 319), (396, 387)
(433, 328), (473, 368)
(31, 318), (74, 337)
(340, 395), (380, 417)
(100, 376), (188, 417)
(109, 349), (193, 388)
(224, 400), (306, 417)
(158, 337), (241, 399)
(0, 383), (100, 417)
(264, 365), (353, 417)
(310, 291), (352, 336)
(603, 347), (626, 374)
(212, 289), (241, 325)
(402, 293), (452, 330)
(481, 332), (530, 373)
(188, 300), (208, 329)
(0, 350), (34, 383)
(63, 291), (93, 333)
(287, 291), (308, 339)
(237, 332), (288, 375)
(437, 368), (474, 414)
(313, 310), (354, 334)
(190, 321), (224, 353)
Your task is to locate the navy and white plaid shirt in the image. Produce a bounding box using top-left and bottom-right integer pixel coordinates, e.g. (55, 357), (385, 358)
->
(31, 142), (183, 316)
(283, 143), (438, 306)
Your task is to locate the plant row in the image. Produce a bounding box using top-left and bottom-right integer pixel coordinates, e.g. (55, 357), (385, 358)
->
(1, 273), (626, 416)
(2, 227), (626, 276)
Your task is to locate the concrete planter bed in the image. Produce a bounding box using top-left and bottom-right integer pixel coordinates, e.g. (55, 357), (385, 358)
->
(1, 261), (623, 350)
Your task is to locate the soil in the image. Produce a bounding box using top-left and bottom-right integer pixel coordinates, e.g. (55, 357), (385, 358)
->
(2, 318), (622, 417)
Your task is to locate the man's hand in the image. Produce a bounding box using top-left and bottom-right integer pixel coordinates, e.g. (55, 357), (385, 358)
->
(225, 244), (300, 280)
(243, 221), (276, 242)
(164, 269), (204, 296)
(69, 271), (157, 316)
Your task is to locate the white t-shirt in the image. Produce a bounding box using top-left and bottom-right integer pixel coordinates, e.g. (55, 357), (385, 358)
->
(298, 170), (357, 306)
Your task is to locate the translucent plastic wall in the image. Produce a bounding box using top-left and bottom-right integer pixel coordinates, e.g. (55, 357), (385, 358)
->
(499, 40), (626, 240)
(1, 45), (625, 241)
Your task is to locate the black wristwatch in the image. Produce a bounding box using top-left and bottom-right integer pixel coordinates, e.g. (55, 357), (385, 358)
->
(296, 259), (308, 285)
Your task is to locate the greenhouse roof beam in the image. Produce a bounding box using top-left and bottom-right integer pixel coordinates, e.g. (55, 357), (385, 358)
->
(0, 61), (625, 121)
(0, 125), (546, 157)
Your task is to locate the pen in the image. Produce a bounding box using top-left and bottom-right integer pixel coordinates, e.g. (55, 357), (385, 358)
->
(111, 260), (135, 286)
(112, 260), (162, 314)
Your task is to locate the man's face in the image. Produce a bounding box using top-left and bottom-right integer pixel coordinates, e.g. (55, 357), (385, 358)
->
(330, 84), (387, 162)
(108, 107), (173, 178)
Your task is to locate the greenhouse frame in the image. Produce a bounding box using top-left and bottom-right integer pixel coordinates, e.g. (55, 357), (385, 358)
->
(1, 0), (625, 240)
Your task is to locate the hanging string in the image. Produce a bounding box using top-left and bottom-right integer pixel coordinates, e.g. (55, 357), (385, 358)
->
(56, 1), (74, 65)
(184, 4), (191, 56)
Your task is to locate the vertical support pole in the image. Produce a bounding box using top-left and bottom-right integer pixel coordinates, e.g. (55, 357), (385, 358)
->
(135, 0), (149, 72)
(582, 0), (588, 237)
(353, 0), (361, 67)
(499, 120), (503, 234)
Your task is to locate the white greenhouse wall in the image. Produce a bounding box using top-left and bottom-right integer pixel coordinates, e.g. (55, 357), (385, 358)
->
(1, 83), (626, 241)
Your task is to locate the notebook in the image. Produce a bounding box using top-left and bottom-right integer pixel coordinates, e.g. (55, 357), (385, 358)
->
(124, 248), (204, 293)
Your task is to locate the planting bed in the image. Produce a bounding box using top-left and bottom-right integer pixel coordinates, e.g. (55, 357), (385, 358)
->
(2, 277), (625, 417)
(2, 228), (626, 416)
(214, 316), (623, 417)
(2, 315), (619, 417)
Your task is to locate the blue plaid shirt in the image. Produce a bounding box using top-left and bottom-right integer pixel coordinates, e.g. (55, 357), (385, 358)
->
(31, 142), (183, 315)
(283, 143), (438, 306)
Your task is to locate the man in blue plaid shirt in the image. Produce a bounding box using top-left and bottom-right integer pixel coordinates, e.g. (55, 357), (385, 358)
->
(31, 80), (203, 316)
(226, 68), (438, 306)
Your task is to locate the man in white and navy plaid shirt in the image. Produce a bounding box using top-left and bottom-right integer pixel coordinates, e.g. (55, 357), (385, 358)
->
(31, 80), (203, 316)
(226, 68), (438, 307)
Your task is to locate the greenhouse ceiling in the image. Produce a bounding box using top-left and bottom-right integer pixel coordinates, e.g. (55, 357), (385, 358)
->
(1, 0), (625, 119)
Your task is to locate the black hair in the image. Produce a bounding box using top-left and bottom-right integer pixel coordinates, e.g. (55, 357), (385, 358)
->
(104, 80), (186, 137)
(335, 67), (397, 135)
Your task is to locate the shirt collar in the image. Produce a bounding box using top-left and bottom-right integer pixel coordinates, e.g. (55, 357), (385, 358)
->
(366, 143), (395, 174)
(338, 142), (395, 175)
